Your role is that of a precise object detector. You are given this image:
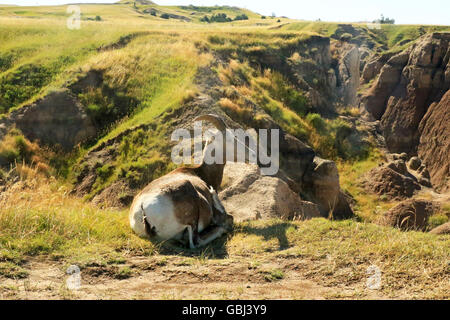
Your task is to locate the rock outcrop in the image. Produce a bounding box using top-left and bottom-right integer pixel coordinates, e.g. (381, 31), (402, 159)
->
(417, 90), (450, 192)
(0, 89), (97, 150)
(360, 32), (450, 191)
(360, 51), (410, 121)
(361, 52), (396, 84)
(380, 199), (440, 231)
(429, 222), (450, 235)
(363, 162), (421, 201)
(337, 45), (361, 106)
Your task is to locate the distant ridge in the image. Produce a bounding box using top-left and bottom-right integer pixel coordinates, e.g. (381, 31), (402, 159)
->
(118, 0), (155, 5)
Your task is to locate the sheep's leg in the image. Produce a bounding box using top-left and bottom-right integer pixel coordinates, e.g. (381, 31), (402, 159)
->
(197, 226), (226, 247)
(186, 225), (196, 249)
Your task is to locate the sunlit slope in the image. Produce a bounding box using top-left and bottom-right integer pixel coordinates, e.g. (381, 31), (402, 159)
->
(0, 2), (286, 115)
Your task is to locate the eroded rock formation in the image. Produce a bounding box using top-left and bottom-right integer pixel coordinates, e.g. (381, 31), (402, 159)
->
(0, 89), (97, 150)
(418, 90), (450, 192)
(361, 32), (450, 192)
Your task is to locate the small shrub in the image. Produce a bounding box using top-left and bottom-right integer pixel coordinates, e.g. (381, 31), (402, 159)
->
(219, 98), (253, 124)
(289, 52), (302, 63)
(218, 60), (251, 86)
(160, 13), (170, 19)
(0, 130), (40, 166)
(208, 35), (226, 45)
(96, 164), (114, 182)
(114, 266), (132, 279)
(209, 13), (232, 23)
(332, 119), (354, 159)
(306, 113), (326, 134)
(340, 33), (353, 42)
(341, 107), (361, 117)
(234, 14), (248, 21)
(78, 86), (137, 129)
(36, 162), (50, 176)
(265, 72), (310, 116)
(264, 269), (284, 282)
(333, 119), (353, 141)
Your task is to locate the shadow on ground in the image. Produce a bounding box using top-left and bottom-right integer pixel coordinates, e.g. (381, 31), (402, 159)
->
(156, 221), (300, 257)
(238, 222), (297, 250)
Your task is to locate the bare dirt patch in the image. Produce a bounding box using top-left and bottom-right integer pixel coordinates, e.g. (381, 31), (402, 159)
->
(0, 255), (396, 300)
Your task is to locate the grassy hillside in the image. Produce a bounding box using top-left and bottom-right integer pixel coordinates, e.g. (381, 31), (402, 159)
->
(0, 2), (449, 299)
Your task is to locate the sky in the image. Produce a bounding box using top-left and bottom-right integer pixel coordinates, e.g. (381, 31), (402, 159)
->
(1, 0), (449, 25)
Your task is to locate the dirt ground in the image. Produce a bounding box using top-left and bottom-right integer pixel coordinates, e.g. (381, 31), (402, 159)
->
(0, 255), (394, 300)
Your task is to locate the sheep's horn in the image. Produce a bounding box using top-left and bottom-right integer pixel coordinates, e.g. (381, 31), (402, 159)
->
(194, 114), (227, 132)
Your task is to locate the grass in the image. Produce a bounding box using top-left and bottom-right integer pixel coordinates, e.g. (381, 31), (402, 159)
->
(0, 177), (448, 298)
(231, 219), (449, 298)
(0, 174), (153, 270)
(0, 6), (145, 114)
(263, 268), (285, 281)
(89, 32), (212, 144)
(336, 149), (398, 222)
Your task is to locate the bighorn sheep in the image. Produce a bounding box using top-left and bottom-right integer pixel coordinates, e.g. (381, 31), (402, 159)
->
(129, 114), (234, 249)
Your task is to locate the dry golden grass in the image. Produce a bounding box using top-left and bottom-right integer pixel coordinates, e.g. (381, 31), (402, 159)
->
(0, 171), (153, 270)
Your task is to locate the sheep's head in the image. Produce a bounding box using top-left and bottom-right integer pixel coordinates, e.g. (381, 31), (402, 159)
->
(195, 114), (228, 164)
(209, 186), (234, 231)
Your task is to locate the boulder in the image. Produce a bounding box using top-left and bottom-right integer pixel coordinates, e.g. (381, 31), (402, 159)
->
(408, 157), (422, 171)
(380, 199), (439, 231)
(279, 132), (316, 184)
(429, 222), (450, 235)
(363, 164), (421, 200)
(389, 153), (408, 162)
(219, 163), (321, 222)
(302, 157), (353, 219)
(386, 159), (408, 175)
